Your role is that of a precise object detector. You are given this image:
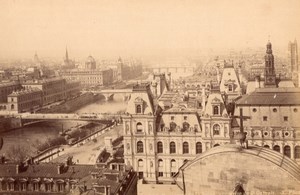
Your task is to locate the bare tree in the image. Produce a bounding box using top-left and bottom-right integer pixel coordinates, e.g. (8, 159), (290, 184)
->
(6, 145), (29, 163)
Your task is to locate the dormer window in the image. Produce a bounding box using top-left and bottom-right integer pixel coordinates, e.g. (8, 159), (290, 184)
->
(136, 105), (142, 114)
(211, 97), (221, 116)
(213, 106), (219, 115)
(134, 97), (144, 114)
(228, 84), (233, 92)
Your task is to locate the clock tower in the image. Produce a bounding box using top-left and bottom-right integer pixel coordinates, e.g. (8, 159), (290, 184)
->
(264, 41), (277, 87)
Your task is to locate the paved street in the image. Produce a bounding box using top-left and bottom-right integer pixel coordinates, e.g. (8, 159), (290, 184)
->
(51, 124), (123, 164)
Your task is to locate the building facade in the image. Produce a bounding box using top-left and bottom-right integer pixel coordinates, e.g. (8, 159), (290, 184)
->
(233, 87), (300, 163)
(7, 87), (42, 113)
(22, 78), (80, 106)
(123, 84), (233, 184)
(61, 69), (113, 87)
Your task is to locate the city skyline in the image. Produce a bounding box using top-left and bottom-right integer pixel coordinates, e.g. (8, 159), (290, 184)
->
(0, 0), (299, 59)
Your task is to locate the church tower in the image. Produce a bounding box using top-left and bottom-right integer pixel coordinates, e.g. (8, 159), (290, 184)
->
(264, 41), (276, 87)
(64, 47), (69, 65)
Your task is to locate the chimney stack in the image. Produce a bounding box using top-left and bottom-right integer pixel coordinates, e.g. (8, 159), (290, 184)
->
(57, 164), (64, 174)
(16, 164), (20, 174)
(255, 76), (260, 89)
(216, 64), (220, 84)
(202, 86), (206, 110)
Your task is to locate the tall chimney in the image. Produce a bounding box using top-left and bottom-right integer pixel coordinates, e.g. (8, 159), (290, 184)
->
(202, 86), (206, 110)
(167, 72), (172, 89)
(238, 64), (242, 83)
(16, 164), (19, 174)
(255, 76), (260, 89)
(151, 82), (158, 97)
(216, 64), (220, 84)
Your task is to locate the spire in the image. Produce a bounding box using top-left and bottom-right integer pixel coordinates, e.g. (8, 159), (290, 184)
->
(65, 46), (69, 61)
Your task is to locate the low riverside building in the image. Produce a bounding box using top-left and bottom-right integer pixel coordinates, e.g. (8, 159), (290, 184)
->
(60, 69), (113, 87)
(7, 87), (42, 113)
(22, 77), (81, 106)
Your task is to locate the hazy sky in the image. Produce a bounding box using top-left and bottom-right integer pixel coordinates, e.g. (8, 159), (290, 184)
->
(0, 0), (299, 59)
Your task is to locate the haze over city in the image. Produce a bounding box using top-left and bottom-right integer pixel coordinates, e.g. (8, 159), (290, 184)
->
(0, 0), (300, 59)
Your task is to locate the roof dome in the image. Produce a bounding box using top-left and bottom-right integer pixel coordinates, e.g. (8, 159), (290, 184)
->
(86, 56), (95, 63)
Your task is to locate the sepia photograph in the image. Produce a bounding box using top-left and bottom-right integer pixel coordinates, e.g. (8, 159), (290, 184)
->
(0, 0), (300, 194)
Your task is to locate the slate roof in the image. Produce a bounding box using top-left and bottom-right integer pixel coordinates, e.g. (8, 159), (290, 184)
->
(0, 163), (96, 179)
(236, 87), (300, 106)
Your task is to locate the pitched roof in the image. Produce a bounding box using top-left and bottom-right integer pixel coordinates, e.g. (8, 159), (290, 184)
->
(237, 87), (300, 106)
(0, 163), (96, 179)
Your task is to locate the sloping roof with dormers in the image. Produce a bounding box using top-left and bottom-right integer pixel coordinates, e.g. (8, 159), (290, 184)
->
(237, 87), (300, 106)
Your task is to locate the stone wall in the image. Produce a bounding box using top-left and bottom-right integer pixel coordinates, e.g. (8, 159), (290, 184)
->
(179, 146), (300, 195)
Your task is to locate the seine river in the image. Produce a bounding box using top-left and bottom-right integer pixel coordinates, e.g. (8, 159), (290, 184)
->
(0, 95), (127, 157)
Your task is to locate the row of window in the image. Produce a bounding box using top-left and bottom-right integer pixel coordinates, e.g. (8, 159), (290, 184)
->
(0, 182), (66, 192)
(262, 116), (289, 121)
(136, 141), (203, 154)
(253, 108), (298, 113)
(265, 145), (300, 158)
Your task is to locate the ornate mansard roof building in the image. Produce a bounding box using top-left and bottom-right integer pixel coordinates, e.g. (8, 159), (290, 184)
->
(123, 42), (300, 185)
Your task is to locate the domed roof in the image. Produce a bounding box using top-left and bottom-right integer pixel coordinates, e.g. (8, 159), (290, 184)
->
(86, 55), (95, 63)
(179, 144), (300, 181)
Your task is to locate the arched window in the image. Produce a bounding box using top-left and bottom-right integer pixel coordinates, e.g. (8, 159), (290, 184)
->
(157, 141), (163, 153)
(213, 144), (220, 147)
(213, 106), (219, 115)
(169, 122), (177, 131)
(138, 159), (143, 167)
(11, 104), (14, 110)
(196, 142), (202, 154)
(263, 145), (270, 148)
(273, 145), (280, 153)
(182, 122), (190, 132)
(171, 159), (176, 167)
(136, 105), (142, 114)
(137, 141), (143, 153)
(136, 122), (143, 133)
(158, 159), (163, 167)
(213, 124), (220, 135)
(183, 142), (189, 154)
(170, 142), (176, 154)
(284, 145), (291, 158)
(295, 146), (300, 159)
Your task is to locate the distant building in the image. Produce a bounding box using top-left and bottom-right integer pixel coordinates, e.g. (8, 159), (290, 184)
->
(0, 81), (21, 103)
(22, 78), (80, 106)
(246, 41), (295, 94)
(61, 69), (113, 87)
(61, 47), (75, 69)
(219, 62), (242, 101)
(84, 56), (96, 70)
(288, 39), (299, 73)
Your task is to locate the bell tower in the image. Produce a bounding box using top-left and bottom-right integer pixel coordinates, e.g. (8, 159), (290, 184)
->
(264, 41), (277, 87)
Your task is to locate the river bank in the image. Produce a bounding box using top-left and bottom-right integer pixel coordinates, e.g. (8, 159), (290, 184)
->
(37, 92), (104, 113)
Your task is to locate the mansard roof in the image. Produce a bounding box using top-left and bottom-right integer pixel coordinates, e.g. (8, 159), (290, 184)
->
(0, 163), (96, 179)
(237, 87), (300, 106)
